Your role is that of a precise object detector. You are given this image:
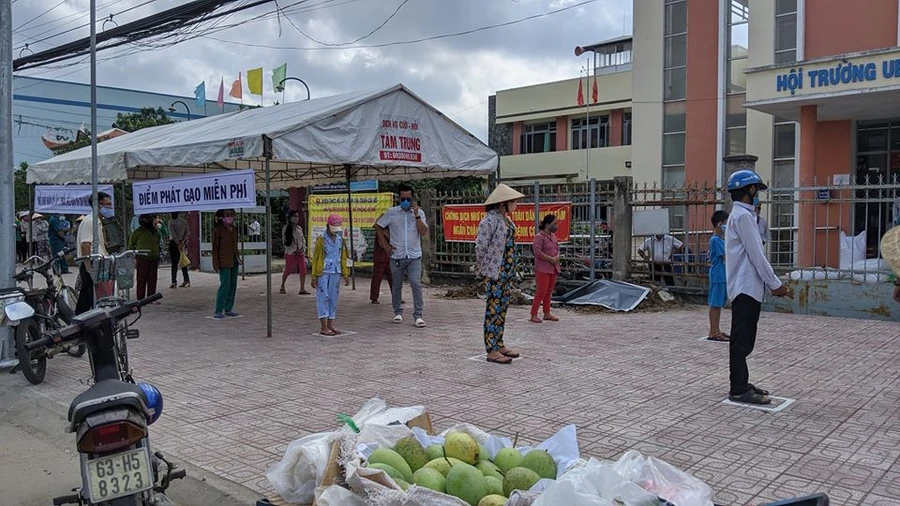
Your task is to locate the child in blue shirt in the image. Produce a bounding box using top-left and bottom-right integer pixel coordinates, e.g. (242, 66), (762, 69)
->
(707, 210), (729, 341)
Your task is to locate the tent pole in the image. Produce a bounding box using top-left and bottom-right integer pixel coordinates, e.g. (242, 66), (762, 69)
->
(240, 209), (246, 280)
(264, 138), (273, 337)
(345, 164), (356, 291)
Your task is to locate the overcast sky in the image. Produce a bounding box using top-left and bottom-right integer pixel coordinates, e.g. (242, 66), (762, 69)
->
(12, 0), (632, 142)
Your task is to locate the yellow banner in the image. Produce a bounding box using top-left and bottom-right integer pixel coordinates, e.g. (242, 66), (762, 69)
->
(307, 192), (394, 268)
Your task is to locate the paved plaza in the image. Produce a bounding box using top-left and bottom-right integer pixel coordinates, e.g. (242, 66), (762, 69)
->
(3, 269), (900, 505)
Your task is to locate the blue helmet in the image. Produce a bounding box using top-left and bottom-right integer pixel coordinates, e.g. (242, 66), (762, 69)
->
(727, 170), (767, 191)
(137, 382), (164, 425)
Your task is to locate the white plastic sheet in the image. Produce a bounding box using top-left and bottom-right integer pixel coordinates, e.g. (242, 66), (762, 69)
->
(532, 458), (660, 506)
(612, 450), (714, 506)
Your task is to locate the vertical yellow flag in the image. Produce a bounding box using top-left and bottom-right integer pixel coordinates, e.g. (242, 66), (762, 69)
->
(247, 67), (263, 95)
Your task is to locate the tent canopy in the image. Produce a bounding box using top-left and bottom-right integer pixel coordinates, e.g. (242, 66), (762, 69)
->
(28, 84), (498, 187)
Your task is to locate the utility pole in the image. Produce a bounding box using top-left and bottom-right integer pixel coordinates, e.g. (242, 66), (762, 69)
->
(1, 0), (17, 366)
(90, 0), (99, 253)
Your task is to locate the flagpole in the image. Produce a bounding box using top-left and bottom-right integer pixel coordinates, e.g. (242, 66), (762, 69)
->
(585, 57), (591, 178)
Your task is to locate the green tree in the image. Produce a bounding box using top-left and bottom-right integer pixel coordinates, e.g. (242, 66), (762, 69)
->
(112, 107), (173, 132)
(14, 162), (29, 212)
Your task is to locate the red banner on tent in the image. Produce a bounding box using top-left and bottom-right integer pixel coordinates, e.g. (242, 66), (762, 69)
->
(441, 202), (572, 243)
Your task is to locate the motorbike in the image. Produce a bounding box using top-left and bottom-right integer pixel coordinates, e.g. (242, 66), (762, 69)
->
(10, 248), (85, 384)
(26, 293), (185, 505)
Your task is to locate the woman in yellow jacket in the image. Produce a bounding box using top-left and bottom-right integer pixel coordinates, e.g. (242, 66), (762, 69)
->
(311, 214), (350, 336)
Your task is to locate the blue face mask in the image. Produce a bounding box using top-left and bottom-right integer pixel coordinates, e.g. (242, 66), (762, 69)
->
(400, 199), (412, 211)
(720, 224), (727, 234)
(99, 207), (115, 219)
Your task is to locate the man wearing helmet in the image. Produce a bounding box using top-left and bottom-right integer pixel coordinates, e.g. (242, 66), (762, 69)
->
(725, 169), (791, 405)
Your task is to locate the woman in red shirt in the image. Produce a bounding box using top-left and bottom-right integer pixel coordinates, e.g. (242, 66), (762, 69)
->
(530, 214), (560, 323)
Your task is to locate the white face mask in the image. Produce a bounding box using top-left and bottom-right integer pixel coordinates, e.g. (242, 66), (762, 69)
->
(328, 225), (342, 235)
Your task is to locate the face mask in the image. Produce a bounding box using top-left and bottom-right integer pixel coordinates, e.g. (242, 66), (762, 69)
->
(400, 198), (412, 211)
(99, 207), (115, 219)
(290, 216), (300, 224)
(222, 217), (234, 225)
(720, 224), (727, 234)
(548, 224), (559, 233)
(328, 225), (342, 235)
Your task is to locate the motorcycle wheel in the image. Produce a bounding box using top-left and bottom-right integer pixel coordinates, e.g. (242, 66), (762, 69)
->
(15, 319), (47, 385)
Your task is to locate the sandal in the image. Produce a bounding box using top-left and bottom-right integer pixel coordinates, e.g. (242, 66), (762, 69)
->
(529, 316), (542, 323)
(543, 314), (559, 322)
(748, 383), (770, 396)
(329, 329), (343, 335)
(486, 355), (512, 364)
(729, 390), (771, 405)
(707, 334), (729, 342)
(279, 287), (287, 294)
(299, 290), (310, 295)
(500, 349), (520, 358)
(320, 329), (337, 336)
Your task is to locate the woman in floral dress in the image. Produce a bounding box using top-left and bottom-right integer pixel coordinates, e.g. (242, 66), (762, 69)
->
(474, 184), (525, 364)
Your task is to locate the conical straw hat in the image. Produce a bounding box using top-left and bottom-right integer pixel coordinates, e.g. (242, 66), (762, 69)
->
(882, 226), (900, 275)
(484, 184), (525, 206)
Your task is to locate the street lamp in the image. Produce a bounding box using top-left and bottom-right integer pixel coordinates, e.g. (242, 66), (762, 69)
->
(277, 77), (311, 103)
(168, 100), (191, 120)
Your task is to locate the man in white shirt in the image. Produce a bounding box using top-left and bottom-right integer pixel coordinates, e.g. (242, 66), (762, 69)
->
(75, 192), (113, 314)
(725, 170), (791, 405)
(638, 234), (683, 286)
(375, 185), (428, 327)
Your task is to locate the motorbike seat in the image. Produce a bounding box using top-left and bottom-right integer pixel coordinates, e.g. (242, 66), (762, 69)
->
(68, 379), (149, 423)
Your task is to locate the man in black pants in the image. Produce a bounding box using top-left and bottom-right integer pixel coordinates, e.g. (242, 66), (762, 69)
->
(724, 170), (791, 405)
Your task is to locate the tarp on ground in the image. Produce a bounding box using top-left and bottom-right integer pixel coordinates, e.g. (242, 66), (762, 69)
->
(27, 83), (498, 186)
(553, 280), (650, 312)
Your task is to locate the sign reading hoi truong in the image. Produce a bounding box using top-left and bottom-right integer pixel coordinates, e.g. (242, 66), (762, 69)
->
(34, 184), (116, 215)
(131, 170), (256, 214)
(442, 202), (572, 243)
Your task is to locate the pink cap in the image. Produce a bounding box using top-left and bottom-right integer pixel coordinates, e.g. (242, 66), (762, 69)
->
(327, 214), (342, 226)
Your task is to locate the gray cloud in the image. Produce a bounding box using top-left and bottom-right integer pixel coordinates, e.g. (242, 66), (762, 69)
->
(13, 0), (632, 141)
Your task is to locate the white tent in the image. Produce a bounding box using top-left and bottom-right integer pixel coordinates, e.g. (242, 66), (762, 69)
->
(28, 83), (498, 186)
(29, 84), (498, 337)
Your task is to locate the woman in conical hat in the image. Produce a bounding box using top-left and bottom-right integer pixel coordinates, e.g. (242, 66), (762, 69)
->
(474, 184), (525, 364)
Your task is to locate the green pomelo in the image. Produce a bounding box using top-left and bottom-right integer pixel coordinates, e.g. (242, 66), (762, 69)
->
(369, 448), (414, 482)
(476, 460), (504, 481)
(424, 457), (464, 477)
(478, 443), (490, 461)
(521, 449), (557, 480)
(493, 448), (523, 474)
(394, 436), (430, 472)
(368, 463), (405, 484)
(485, 476), (504, 496)
(502, 467), (541, 497)
(396, 479), (410, 491)
(426, 444), (445, 461)
(412, 467), (447, 493)
(478, 495), (508, 506)
(446, 463), (489, 506)
(444, 432), (480, 465)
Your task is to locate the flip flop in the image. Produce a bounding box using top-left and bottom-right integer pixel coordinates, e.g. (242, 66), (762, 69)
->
(486, 355), (512, 364)
(529, 317), (542, 323)
(299, 290), (311, 295)
(707, 335), (730, 342)
(320, 330), (337, 336)
(329, 329), (343, 335)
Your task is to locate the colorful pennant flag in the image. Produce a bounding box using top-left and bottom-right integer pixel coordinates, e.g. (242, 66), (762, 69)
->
(576, 76), (584, 107)
(591, 75), (598, 104)
(272, 63), (287, 92)
(217, 78), (224, 108)
(247, 67), (263, 96)
(194, 81), (206, 108)
(230, 72), (243, 101)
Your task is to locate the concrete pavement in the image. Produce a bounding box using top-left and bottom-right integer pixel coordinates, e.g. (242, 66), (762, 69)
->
(1, 268), (899, 505)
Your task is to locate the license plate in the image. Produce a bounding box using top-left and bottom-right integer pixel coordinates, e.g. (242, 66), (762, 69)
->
(85, 447), (153, 501)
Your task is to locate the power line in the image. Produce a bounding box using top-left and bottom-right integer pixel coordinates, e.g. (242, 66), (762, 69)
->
(278, 0), (408, 47)
(13, 0), (69, 33)
(13, 0), (140, 49)
(207, 0), (600, 51)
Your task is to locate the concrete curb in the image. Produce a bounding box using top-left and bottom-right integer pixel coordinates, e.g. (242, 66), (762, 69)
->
(0, 387), (261, 506)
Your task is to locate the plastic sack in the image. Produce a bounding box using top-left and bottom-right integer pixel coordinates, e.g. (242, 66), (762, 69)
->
(533, 458), (660, 506)
(315, 485), (368, 506)
(612, 450), (713, 506)
(840, 231), (866, 270)
(265, 432), (333, 504)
